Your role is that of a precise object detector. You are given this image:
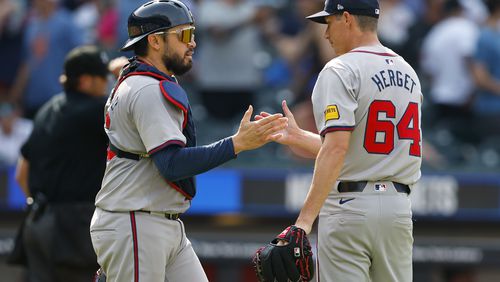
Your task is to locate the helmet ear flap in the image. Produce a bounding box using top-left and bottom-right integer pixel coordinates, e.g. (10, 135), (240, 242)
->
(121, 0), (195, 51)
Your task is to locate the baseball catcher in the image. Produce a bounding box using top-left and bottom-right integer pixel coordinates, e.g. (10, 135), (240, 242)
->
(253, 225), (314, 282)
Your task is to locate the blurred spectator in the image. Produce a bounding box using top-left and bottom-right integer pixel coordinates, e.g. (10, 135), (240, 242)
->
(271, 0), (333, 100)
(15, 45), (109, 282)
(421, 0), (479, 124)
(444, 267), (477, 282)
(0, 0), (27, 99)
(459, 0), (488, 24)
(8, 0), (84, 119)
(0, 102), (32, 167)
(378, 0), (416, 54)
(263, 0), (333, 134)
(61, 0), (84, 11)
(107, 56), (128, 79)
(471, 0), (500, 120)
(403, 0), (426, 16)
(72, 0), (99, 44)
(196, 0), (263, 120)
(400, 0), (446, 70)
(96, 0), (118, 54)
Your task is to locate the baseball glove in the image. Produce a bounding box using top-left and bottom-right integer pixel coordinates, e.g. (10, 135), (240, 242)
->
(253, 225), (314, 282)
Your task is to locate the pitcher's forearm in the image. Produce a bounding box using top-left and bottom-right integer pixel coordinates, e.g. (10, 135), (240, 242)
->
(289, 129), (322, 159)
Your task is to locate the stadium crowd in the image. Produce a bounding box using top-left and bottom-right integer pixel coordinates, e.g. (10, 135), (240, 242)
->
(0, 0), (499, 170)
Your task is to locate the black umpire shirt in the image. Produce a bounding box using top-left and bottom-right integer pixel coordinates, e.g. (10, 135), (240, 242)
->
(21, 91), (107, 203)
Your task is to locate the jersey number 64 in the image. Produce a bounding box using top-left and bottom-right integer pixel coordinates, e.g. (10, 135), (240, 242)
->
(364, 100), (421, 157)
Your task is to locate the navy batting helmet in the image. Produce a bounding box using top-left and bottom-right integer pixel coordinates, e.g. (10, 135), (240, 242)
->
(121, 0), (194, 51)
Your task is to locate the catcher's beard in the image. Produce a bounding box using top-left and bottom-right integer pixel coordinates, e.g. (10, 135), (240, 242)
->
(162, 50), (192, 76)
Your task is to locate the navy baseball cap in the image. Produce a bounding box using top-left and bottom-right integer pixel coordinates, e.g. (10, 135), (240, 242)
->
(64, 46), (109, 78)
(307, 0), (380, 24)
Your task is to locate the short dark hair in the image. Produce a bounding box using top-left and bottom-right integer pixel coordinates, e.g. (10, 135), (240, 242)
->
(354, 15), (378, 32)
(333, 14), (378, 32)
(133, 37), (149, 56)
(61, 45), (109, 92)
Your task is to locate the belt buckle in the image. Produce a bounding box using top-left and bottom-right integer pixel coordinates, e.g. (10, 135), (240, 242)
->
(167, 213), (180, 220)
(149, 211), (179, 220)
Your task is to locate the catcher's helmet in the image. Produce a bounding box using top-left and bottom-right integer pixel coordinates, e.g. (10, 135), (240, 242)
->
(121, 0), (194, 51)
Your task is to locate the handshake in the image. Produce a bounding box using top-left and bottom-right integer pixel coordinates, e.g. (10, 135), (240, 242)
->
(232, 100), (314, 158)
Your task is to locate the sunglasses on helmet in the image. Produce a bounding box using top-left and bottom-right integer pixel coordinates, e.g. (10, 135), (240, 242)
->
(154, 26), (195, 44)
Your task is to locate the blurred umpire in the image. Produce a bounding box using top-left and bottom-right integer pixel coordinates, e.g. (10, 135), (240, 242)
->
(15, 45), (109, 282)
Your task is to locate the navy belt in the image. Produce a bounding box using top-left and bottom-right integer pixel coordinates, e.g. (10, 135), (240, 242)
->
(109, 142), (149, 161)
(138, 210), (181, 220)
(338, 181), (410, 194)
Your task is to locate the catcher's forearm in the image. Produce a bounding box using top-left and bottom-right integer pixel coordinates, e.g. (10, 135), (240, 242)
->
(295, 131), (350, 233)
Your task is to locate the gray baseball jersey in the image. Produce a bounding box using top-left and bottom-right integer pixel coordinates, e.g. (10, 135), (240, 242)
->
(95, 75), (190, 213)
(91, 73), (207, 282)
(312, 45), (422, 185)
(312, 45), (421, 282)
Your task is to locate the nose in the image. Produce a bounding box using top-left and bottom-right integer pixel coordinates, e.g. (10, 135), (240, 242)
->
(188, 39), (196, 49)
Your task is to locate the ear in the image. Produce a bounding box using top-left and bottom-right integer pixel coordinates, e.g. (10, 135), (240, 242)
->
(147, 34), (162, 51)
(343, 11), (354, 27)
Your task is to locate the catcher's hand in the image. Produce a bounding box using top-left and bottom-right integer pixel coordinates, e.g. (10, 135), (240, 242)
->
(253, 225), (314, 282)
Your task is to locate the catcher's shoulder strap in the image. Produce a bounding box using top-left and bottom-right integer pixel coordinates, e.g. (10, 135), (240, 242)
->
(106, 58), (197, 200)
(108, 58), (191, 160)
(159, 80), (189, 129)
(110, 57), (178, 100)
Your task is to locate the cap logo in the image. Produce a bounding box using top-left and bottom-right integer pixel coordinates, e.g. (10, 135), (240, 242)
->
(375, 9), (380, 15)
(337, 4), (344, 10)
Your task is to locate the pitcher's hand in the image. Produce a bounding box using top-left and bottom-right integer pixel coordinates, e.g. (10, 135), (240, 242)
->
(232, 105), (288, 154)
(255, 100), (302, 146)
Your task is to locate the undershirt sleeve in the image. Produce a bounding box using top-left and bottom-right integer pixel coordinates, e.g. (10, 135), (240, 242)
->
(151, 137), (237, 182)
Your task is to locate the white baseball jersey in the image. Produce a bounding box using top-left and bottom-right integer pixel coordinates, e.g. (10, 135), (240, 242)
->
(95, 75), (190, 213)
(312, 45), (422, 185)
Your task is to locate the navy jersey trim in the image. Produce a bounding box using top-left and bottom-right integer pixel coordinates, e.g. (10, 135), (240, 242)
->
(110, 72), (169, 100)
(166, 180), (192, 200)
(349, 50), (398, 57)
(129, 212), (139, 282)
(316, 232), (320, 282)
(320, 126), (355, 137)
(148, 139), (186, 155)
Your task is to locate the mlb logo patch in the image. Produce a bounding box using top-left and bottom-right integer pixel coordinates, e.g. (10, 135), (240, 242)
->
(375, 184), (387, 191)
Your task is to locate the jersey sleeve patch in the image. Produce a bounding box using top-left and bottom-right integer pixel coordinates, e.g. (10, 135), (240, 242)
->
(324, 105), (340, 122)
